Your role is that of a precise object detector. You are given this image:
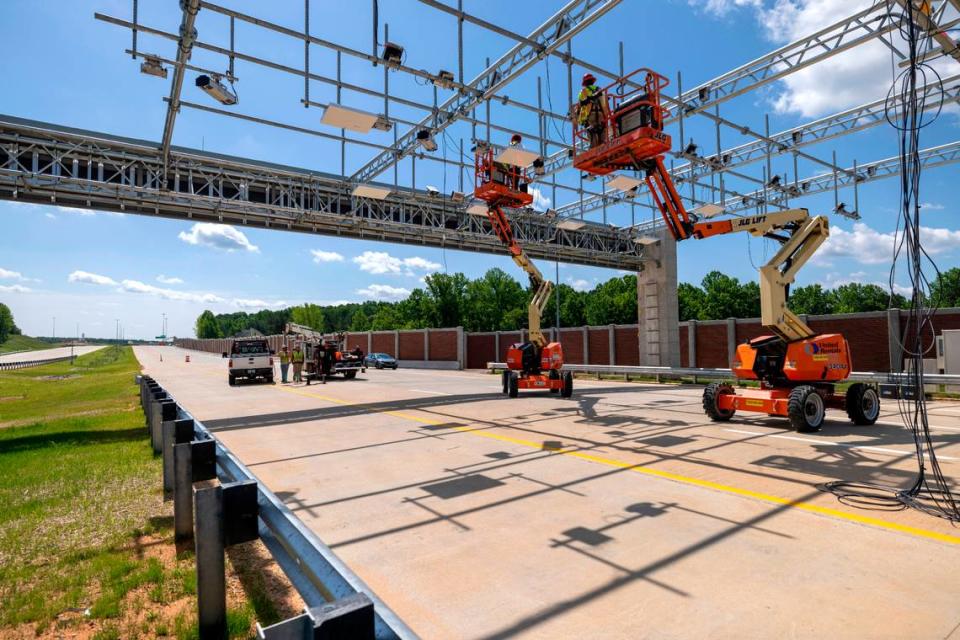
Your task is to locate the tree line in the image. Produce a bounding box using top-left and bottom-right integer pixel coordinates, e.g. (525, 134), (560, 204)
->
(193, 267), (960, 339)
(0, 303), (21, 343)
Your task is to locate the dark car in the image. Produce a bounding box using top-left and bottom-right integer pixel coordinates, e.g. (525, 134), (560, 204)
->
(364, 352), (398, 369)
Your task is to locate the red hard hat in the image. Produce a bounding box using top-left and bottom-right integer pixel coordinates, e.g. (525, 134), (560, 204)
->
(582, 72), (596, 86)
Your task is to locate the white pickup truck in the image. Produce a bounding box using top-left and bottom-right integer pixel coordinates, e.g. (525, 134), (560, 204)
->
(223, 338), (274, 385)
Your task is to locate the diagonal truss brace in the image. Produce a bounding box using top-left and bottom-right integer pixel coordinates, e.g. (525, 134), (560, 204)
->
(351, 0), (621, 184)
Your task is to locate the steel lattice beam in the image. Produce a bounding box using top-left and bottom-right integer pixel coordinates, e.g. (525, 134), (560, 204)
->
(160, 0), (200, 171)
(556, 73), (960, 218)
(351, 0), (621, 183)
(624, 140), (960, 233)
(0, 115), (644, 270)
(538, 1), (899, 179)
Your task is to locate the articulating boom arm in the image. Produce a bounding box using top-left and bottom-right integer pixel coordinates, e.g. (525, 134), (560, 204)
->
(486, 206), (552, 349)
(655, 198), (828, 342)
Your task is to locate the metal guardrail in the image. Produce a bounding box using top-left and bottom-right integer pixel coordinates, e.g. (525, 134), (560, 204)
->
(486, 362), (960, 385)
(0, 355), (76, 371)
(139, 375), (419, 640)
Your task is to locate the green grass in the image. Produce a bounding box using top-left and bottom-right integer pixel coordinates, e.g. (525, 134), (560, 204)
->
(0, 347), (170, 633)
(0, 334), (60, 354)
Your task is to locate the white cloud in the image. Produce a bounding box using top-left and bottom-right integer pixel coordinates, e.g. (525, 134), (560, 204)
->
(178, 223), (259, 253)
(69, 270), (118, 286)
(157, 274), (184, 285)
(356, 284), (411, 301)
(0, 284), (30, 293)
(823, 271), (912, 297)
(311, 249), (345, 263)
(567, 278), (593, 292)
(232, 298), (288, 310)
(754, 0), (958, 118)
(817, 222), (960, 266)
(529, 186), (552, 212)
(119, 279), (225, 304)
(0, 268), (25, 281)
(45, 213), (56, 220)
(920, 202), (945, 211)
(352, 251), (440, 277)
(691, 0), (762, 17)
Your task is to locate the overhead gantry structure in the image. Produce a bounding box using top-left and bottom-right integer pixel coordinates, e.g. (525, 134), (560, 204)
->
(2, 1), (959, 271)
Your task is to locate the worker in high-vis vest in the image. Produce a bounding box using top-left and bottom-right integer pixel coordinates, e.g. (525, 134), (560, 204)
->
(576, 73), (608, 147)
(292, 345), (304, 383)
(278, 345), (291, 383)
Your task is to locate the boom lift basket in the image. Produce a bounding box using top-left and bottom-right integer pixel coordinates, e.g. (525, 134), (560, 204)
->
(474, 145), (534, 208)
(572, 68), (672, 176)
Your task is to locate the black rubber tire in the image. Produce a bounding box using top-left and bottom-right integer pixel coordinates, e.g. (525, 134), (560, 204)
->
(501, 370), (510, 394)
(702, 382), (735, 421)
(267, 374), (275, 384)
(344, 370), (357, 380)
(549, 369), (560, 394)
(228, 375), (236, 387)
(845, 383), (880, 425)
(561, 371), (574, 398)
(788, 385), (825, 433)
(508, 373), (519, 398)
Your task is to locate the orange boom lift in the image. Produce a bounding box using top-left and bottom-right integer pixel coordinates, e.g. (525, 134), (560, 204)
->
(572, 69), (880, 432)
(475, 142), (573, 398)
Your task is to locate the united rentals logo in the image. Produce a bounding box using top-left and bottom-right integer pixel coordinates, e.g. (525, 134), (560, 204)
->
(804, 341), (841, 356)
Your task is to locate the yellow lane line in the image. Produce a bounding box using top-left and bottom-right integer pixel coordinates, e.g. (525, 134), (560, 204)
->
(276, 381), (960, 545)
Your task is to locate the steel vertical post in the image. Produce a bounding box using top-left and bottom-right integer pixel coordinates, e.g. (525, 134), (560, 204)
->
(195, 484), (226, 640)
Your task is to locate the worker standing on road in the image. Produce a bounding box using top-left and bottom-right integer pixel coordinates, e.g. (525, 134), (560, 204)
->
(576, 73), (608, 148)
(292, 345), (304, 383)
(279, 346), (291, 383)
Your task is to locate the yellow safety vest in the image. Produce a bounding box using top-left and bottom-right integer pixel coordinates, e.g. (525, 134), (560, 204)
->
(578, 85), (600, 125)
(292, 351), (304, 363)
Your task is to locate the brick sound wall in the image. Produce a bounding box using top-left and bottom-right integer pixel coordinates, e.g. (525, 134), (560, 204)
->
(175, 309), (960, 373)
(429, 330), (458, 361)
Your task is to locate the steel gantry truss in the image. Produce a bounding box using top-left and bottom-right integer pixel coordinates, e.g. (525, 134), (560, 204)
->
(0, 115), (640, 269)
(4, 0), (959, 267)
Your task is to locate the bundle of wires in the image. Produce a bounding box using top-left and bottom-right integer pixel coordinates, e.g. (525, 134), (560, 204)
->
(821, 1), (960, 523)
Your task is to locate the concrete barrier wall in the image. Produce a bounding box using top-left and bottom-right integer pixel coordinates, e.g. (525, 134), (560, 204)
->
(174, 308), (960, 373)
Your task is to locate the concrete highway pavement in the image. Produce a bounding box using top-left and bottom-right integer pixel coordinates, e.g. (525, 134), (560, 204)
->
(136, 345), (960, 640)
(0, 345), (104, 363)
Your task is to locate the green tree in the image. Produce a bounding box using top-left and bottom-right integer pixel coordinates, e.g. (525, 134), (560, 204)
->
(542, 283), (587, 327)
(424, 272), (468, 327)
(830, 283), (904, 313)
(396, 289), (436, 329)
(930, 267), (960, 308)
(370, 304), (402, 330)
(350, 309), (371, 332)
(584, 275), (638, 325)
(290, 303), (325, 331)
(0, 302), (18, 343)
(195, 310), (222, 339)
(677, 282), (705, 321)
(464, 268), (527, 331)
(698, 271), (743, 320)
(788, 284), (834, 315)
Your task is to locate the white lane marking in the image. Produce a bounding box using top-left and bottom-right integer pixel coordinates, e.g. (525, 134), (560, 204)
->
(723, 428), (959, 461)
(876, 420), (960, 433)
(409, 388), (452, 396)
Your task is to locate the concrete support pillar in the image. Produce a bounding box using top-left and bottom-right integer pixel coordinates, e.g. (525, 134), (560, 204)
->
(887, 308), (902, 372)
(494, 331), (501, 362)
(367, 331), (372, 357)
(726, 318), (737, 368)
(688, 320), (698, 368)
(608, 325), (616, 365)
(582, 326), (589, 364)
(456, 326), (464, 370)
(394, 330), (399, 359)
(423, 329), (430, 361)
(637, 229), (680, 366)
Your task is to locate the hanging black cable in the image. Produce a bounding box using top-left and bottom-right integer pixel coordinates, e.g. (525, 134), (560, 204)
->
(820, 1), (960, 523)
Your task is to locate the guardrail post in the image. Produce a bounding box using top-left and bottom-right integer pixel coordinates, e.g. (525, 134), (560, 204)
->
(174, 443), (193, 541)
(195, 485), (227, 640)
(153, 399), (177, 456)
(164, 417), (195, 500)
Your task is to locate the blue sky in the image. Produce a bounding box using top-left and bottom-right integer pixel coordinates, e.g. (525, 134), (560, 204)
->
(1, 0), (958, 339)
